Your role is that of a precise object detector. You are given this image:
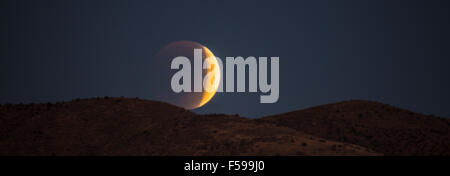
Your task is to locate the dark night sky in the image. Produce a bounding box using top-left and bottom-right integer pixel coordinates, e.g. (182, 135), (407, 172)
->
(1, 0), (450, 118)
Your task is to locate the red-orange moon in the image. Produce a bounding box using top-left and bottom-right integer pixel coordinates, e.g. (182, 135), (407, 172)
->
(154, 41), (220, 109)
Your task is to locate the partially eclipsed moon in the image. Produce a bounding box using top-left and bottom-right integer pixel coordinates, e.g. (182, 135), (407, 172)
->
(153, 41), (220, 110)
(196, 46), (220, 108)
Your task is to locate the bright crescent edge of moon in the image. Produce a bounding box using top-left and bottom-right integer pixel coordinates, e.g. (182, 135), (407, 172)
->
(195, 46), (220, 109)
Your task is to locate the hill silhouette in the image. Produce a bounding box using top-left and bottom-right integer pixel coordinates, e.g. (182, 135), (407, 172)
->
(259, 100), (450, 155)
(0, 98), (448, 155)
(0, 97), (377, 155)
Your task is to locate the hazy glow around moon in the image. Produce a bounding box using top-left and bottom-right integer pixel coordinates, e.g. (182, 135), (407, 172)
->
(196, 46), (220, 108)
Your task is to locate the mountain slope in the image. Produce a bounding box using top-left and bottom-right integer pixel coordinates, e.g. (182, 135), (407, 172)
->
(259, 100), (450, 155)
(0, 98), (377, 155)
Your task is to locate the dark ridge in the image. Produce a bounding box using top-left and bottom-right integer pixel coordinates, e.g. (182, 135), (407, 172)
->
(259, 100), (450, 155)
(0, 98), (377, 156)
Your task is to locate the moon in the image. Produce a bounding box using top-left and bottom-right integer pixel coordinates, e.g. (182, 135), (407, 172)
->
(152, 41), (220, 109)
